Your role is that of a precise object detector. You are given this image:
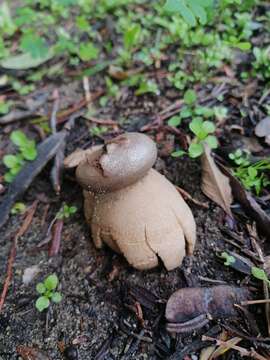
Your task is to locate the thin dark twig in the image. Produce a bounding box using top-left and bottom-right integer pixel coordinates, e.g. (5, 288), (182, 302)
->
(0, 200), (38, 312)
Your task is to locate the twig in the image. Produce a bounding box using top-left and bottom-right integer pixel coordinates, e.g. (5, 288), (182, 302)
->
(0, 201), (38, 312)
(176, 186), (209, 209)
(48, 219), (64, 257)
(49, 90), (62, 194)
(83, 76), (91, 111)
(141, 100), (183, 132)
(0, 94), (49, 125)
(30, 90), (104, 125)
(242, 299), (270, 305)
(50, 89), (60, 134)
(199, 276), (227, 285)
(247, 223), (270, 337)
(85, 116), (118, 126)
(202, 335), (268, 360)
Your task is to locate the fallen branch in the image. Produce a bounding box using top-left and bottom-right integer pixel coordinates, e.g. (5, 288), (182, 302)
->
(0, 200), (38, 313)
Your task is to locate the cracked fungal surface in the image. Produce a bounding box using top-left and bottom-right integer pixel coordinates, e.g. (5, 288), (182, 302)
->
(65, 132), (196, 270)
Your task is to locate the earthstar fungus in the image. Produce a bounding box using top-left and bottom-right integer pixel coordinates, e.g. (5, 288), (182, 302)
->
(64, 132), (196, 270)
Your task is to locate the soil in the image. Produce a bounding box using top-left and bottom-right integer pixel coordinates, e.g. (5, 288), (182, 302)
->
(0, 81), (254, 360)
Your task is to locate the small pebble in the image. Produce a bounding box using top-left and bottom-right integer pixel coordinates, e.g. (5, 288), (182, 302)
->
(64, 346), (78, 360)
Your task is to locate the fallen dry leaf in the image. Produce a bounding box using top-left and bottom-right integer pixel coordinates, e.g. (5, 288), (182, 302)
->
(16, 345), (50, 360)
(201, 144), (233, 217)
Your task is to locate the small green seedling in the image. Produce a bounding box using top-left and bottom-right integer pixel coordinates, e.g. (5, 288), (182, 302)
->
(170, 89), (219, 158)
(3, 130), (37, 182)
(56, 204), (77, 220)
(171, 118), (217, 158)
(221, 253), (270, 286)
(229, 150), (270, 195)
(89, 126), (108, 137)
(221, 252), (236, 266)
(36, 274), (62, 312)
(251, 267), (270, 286)
(229, 149), (250, 167)
(11, 202), (26, 215)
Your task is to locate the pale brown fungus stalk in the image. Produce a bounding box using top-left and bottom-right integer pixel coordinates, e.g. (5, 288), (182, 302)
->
(64, 132), (196, 270)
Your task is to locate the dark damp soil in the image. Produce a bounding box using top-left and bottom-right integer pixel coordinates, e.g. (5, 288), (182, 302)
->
(0, 91), (251, 359)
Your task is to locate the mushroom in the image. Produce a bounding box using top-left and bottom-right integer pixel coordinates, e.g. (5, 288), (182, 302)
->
(64, 132), (196, 270)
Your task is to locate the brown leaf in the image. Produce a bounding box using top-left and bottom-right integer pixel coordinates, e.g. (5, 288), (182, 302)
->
(16, 346), (51, 360)
(201, 145), (233, 217)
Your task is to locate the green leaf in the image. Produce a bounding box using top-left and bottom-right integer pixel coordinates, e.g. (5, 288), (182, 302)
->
(180, 107), (192, 118)
(3, 154), (20, 169)
(20, 33), (49, 59)
(78, 43), (99, 62)
(124, 24), (141, 50)
(189, 118), (203, 137)
(135, 80), (159, 95)
(4, 172), (14, 183)
(171, 150), (186, 157)
(0, 101), (10, 114)
(202, 121), (216, 134)
(0, 2), (17, 36)
(0, 49), (54, 70)
(188, 1), (207, 25)
(51, 292), (62, 303)
(69, 206), (77, 214)
(36, 296), (50, 312)
(44, 274), (58, 291)
(11, 202), (26, 215)
(221, 252), (235, 266)
(236, 42), (251, 51)
(251, 267), (270, 283)
(36, 282), (46, 294)
(195, 0), (213, 6)
(168, 116), (182, 127)
(248, 166), (257, 179)
(164, 0), (196, 27)
(204, 135), (218, 149)
(10, 130), (28, 147)
(188, 143), (203, 158)
(21, 145), (37, 161)
(184, 89), (197, 105)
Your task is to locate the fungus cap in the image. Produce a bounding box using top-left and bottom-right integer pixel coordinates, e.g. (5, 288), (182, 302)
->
(76, 132), (157, 193)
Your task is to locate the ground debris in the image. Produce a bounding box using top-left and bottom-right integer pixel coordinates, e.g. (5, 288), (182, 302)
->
(16, 345), (51, 360)
(0, 132), (66, 229)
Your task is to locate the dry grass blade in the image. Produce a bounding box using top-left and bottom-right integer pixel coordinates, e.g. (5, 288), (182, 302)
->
(201, 144), (233, 217)
(202, 336), (268, 360)
(209, 336), (242, 359)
